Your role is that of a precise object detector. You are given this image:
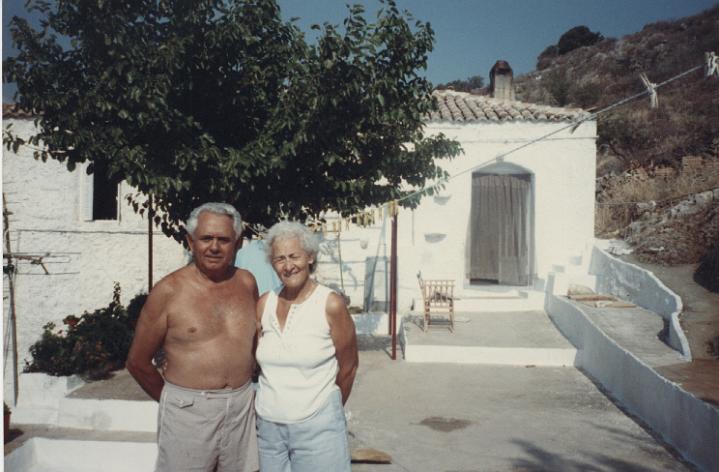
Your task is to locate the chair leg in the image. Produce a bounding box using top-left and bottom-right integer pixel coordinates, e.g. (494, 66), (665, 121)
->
(449, 303), (454, 332)
(424, 305), (429, 332)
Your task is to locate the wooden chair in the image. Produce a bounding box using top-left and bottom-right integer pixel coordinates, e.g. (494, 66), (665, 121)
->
(417, 273), (455, 332)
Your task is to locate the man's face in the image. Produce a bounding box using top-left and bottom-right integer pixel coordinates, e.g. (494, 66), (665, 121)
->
(186, 212), (240, 275)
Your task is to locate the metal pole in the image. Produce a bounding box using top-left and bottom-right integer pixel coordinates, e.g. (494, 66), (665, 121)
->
(148, 195), (154, 290)
(3, 193), (19, 403)
(389, 209), (398, 360)
(336, 225), (345, 293)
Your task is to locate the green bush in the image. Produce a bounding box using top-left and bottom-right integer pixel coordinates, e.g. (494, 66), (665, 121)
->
(557, 26), (604, 55)
(25, 283), (147, 379)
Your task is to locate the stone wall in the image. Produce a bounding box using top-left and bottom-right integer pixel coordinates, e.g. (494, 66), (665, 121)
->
(3, 118), (187, 403)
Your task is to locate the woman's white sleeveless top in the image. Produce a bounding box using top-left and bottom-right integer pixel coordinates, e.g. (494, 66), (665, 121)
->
(255, 284), (339, 423)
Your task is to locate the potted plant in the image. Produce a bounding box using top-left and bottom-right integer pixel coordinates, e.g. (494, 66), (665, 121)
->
(3, 402), (10, 442)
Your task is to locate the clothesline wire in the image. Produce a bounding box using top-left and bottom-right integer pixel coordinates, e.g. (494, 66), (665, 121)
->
(394, 63), (706, 206)
(6, 61), (710, 221)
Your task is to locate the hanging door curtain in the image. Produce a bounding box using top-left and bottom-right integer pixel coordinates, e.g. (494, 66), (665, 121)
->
(469, 173), (531, 285)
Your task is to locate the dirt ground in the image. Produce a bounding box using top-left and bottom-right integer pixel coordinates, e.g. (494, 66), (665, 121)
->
(620, 255), (719, 360)
(620, 255), (719, 407)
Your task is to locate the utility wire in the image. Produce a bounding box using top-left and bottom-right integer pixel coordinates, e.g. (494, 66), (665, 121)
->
(395, 63), (707, 206)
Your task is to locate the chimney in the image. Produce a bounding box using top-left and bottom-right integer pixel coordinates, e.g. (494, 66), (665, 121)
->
(489, 60), (515, 100)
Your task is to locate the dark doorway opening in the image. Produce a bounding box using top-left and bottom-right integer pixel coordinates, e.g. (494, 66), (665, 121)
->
(469, 172), (532, 285)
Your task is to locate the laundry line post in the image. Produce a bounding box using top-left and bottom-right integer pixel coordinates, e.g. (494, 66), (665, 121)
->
(389, 207), (398, 360)
(148, 195), (154, 290)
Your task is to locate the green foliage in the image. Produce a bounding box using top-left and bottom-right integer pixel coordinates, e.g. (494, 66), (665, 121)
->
(543, 70), (571, 107)
(557, 26), (604, 55)
(4, 0), (461, 240)
(536, 45), (558, 70)
(436, 75), (484, 92)
(25, 284), (147, 379)
(536, 26), (603, 70)
(570, 81), (601, 109)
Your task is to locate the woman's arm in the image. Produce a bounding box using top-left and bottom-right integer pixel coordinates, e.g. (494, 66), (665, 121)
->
(326, 292), (359, 405)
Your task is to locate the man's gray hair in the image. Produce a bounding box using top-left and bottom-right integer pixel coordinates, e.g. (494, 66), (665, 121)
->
(265, 221), (320, 272)
(186, 202), (243, 239)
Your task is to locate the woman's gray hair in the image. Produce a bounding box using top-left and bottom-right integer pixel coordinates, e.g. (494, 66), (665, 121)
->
(186, 202), (243, 239)
(265, 221), (320, 272)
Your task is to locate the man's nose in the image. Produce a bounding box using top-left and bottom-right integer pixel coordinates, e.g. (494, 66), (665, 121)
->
(209, 239), (221, 251)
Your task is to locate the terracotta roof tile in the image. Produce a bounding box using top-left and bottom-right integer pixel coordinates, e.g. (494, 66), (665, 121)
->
(2, 103), (34, 119)
(431, 90), (587, 123)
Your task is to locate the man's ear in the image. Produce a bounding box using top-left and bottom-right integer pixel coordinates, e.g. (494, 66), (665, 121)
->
(185, 233), (194, 251)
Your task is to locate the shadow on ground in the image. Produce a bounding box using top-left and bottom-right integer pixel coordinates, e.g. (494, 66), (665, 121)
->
(510, 438), (694, 472)
(356, 334), (400, 359)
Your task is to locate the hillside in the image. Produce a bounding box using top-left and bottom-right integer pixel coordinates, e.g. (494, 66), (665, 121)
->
(515, 4), (719, 175)
(513, 6), (719, 272)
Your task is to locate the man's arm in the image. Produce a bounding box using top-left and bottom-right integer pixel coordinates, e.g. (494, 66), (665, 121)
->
(326, 292), (359, 405)
(126, 281), (171, 402)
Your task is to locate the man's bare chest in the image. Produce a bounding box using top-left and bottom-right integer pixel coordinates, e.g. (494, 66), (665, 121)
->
(166, 290), (255, 343)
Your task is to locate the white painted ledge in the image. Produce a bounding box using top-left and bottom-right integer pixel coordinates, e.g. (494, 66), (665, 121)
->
(589, 244), (691, 360)
(5, 438), (157, 472)
(545, 294), (718, 472)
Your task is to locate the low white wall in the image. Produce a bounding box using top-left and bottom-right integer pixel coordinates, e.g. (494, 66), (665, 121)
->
(12, 373), (84, 424)
(589, 245), (691, 359)
(4, 439), (157, 472)
(546, 284), (719, 471)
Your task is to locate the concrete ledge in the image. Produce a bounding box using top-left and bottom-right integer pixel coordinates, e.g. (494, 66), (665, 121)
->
(589, 244), (690, 359)
(404, 344), (577, 366)
(546, 294), (719, 471)
(5, 438), (156, 472)
(57, 399), (157, 432)
(12, 373), (85, 424)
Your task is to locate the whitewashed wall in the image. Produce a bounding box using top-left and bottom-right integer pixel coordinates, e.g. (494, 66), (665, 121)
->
(3, 118), (187, 402)
(318, 120), (597, 313)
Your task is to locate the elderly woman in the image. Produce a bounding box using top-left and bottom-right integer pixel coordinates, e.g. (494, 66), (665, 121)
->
(254, 221), (359, 472)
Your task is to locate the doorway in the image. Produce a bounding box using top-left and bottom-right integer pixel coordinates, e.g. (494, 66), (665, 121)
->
(468, 171), (532, 285)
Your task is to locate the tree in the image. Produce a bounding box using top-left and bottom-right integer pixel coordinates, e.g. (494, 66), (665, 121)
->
(536, 26), (603, 69)
(436, 75), (484, 92)
(557, 26), (603, 55)
(4, 0), (461, 241)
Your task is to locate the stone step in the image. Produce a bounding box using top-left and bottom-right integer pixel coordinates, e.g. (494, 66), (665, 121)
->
(453, 290), (545, 312)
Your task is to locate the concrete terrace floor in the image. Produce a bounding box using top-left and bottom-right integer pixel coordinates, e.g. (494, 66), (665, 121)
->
(348, 337), (692, 472)
(404, 311), (576, 349)
(6, 334), (695, 472)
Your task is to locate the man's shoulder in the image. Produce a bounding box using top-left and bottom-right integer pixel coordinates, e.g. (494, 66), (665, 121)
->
(152, 266), (191, 296)
(233, 268), (257, 288)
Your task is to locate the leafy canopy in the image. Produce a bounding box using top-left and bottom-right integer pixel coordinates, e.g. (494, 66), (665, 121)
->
(4, 0), (461, 240)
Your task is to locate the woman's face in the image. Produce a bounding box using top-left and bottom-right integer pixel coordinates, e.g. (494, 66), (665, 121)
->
(271, 237), (314, 290)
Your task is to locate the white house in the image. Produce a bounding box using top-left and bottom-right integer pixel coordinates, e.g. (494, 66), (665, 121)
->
(314, 62), (596, 314)
(2, 107), (187, 402)
(2, 60), (596, 401)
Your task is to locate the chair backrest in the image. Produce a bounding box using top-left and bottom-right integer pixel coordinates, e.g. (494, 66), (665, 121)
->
(418, 276), (454, 308)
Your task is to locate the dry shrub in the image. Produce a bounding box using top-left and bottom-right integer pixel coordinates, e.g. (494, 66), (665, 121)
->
(595, 158), (719, 237)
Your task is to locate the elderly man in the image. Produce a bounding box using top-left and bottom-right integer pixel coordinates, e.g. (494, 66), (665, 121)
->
(127, 202), (259, 472)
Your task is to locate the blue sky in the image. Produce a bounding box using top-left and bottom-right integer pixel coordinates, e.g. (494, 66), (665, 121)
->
(3, 0), (718, 102)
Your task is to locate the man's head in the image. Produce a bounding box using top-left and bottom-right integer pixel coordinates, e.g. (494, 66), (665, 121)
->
(185, 203), (243, 278)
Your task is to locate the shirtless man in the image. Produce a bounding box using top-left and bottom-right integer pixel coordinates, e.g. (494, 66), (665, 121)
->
(126, 202), (259, 472)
